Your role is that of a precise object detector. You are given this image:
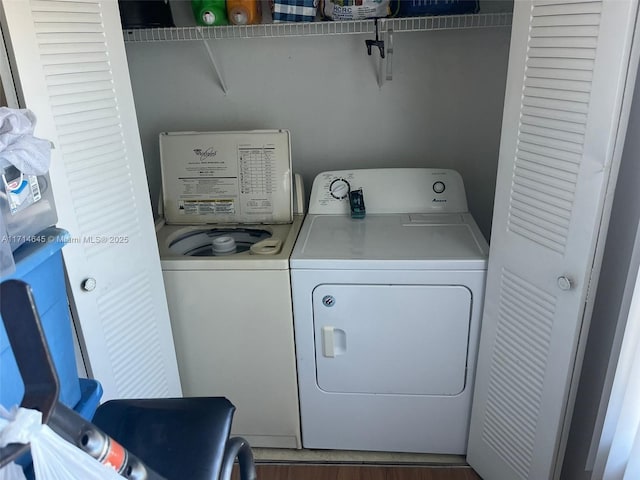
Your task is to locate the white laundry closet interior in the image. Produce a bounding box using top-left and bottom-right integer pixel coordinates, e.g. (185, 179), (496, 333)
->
(121, 0), (512, 455)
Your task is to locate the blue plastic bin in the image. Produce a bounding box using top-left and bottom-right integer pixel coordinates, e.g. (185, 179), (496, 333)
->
(0, 227), (81, 411)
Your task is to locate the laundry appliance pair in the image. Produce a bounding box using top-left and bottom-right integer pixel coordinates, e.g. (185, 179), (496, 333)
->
(156, 133), (488, 455)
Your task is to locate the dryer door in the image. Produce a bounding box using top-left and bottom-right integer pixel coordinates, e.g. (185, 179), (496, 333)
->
(312, 284), (472, 395)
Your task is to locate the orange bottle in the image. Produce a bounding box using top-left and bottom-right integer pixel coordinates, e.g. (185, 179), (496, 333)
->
(227, 0), (261, 25)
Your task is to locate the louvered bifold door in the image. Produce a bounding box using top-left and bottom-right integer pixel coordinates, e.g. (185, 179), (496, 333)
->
(467, 1), (639, 479)
(0, 0), (182, 400)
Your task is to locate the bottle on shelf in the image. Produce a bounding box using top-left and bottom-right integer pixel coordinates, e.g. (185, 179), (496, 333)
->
(192, 0), (228, 26)
(227, 0), (261, 25)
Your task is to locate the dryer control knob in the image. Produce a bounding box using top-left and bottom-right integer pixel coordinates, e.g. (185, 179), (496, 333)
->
(433, 181), (446, 194)
(329, 178), (350, 199)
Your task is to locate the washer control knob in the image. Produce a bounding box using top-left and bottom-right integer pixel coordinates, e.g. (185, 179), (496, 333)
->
(329, 178), (350, 199)
(557, 276), (573, 291)
(433, 181), (446, 194)
(81, 277), (97, 292)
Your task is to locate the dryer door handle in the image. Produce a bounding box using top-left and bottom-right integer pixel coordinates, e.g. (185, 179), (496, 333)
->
(321, 326), (346, 358)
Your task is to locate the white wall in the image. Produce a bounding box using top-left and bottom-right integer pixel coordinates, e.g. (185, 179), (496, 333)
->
(124, 13), (511, 239)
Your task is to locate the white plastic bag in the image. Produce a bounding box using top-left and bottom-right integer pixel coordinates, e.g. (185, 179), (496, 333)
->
(0, 407), (123, 480)
(321, 0), (392, 20)
(0, 107), (51, 176)
(0, 462), (27, 480)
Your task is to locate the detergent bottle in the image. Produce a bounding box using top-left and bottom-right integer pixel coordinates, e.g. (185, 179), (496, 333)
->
(192, 0), (228, 26)
(227, 0), (261, 25)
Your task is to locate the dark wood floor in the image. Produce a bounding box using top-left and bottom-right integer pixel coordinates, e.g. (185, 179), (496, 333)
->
(232, 464), (482, 480)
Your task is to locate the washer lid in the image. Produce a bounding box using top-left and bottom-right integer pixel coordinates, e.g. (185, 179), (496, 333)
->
(160, 130), (293, 225)
(291, 213), (489, 270)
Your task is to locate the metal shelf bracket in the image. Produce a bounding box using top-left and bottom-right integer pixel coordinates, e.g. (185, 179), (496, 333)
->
(197, 27), (228, 94)
(370, 20), (393, 88)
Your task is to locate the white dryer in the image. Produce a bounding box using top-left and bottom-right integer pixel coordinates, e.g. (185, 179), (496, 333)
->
(291, 168), (488, 454)
(157, 130), (304, 448)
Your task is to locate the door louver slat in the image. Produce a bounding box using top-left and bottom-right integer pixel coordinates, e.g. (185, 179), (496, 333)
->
(528, 36), (598, 48)
(523, 86), (591, 103)
(525, 67), (594, 81)
(36, 32), (106, 44)
(516, 151), (581, 176)
(49, 81), (114, 97)
(39, 43), (107, 55)
(519, 123), (585, 144)
(510, 193), (572, 222)
(514, 163), (579, 189)
(532, 1), (601, 14)
(54, 106), (118, 125)
(41, 51), (109, 65)
(44, 62), (110, 76)
(520, 114), (586, 135)
(531, 14), (600, 27)
(65, 151), (125, 176)
(31, 0), (101, 12)
(56, 115), (120, 137)
(524, 77), (592, 94)
(522, 95), (589, 114)
(46, 71), (112, 86)
(50, 90), (117, 108)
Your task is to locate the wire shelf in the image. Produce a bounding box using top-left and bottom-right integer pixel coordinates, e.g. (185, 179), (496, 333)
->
(122, 12), (512, 42)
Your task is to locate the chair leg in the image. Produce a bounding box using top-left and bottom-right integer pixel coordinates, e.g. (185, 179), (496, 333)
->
(218, 437), (257, 480)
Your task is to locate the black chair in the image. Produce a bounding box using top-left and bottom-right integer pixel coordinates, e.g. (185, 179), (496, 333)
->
(0, 279), (257, 480)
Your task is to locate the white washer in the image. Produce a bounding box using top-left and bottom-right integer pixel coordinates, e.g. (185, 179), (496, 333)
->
(157, 130), (303, 448)
(291, 168), (488, 454)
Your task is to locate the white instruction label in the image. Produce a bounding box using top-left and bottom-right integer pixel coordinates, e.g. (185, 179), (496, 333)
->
(239, 146), (276, 213)
(161, 131), (292, 224)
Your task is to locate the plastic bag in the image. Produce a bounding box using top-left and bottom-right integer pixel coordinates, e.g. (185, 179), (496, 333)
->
(0, 462), (27, 480)
(0, 407), (123, 480)
(0, 107), (51, 176)
(321, 0), (393, 20)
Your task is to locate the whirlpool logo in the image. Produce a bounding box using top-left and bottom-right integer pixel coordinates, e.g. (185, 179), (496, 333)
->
(193, 147), (217, 162)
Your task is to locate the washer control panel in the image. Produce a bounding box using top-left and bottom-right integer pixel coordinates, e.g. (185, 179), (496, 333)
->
(308, 168), (468, 215)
